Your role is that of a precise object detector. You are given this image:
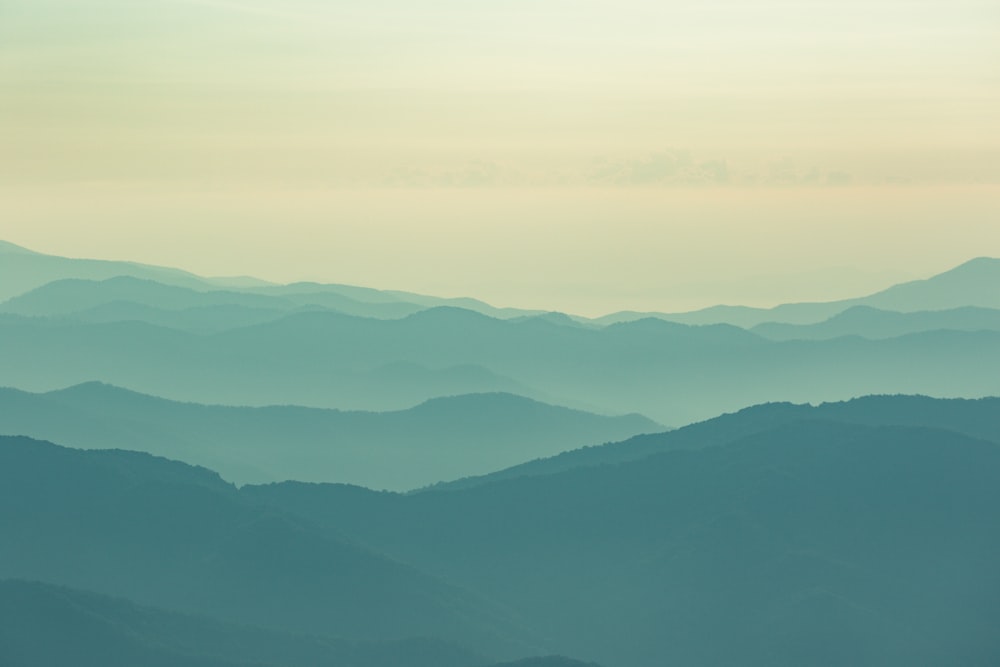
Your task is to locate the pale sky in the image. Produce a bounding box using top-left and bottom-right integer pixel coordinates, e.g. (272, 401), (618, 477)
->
(1, 0), (998, 315)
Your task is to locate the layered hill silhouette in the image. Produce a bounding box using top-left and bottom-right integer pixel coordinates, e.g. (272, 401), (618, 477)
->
(0, 241), (540, 320)
(5, 240), (999, 331)
(0, 383), (658, 489)
(0, 436), (543, 660)
(4, 242), (999, 423)
(4, 394), (1000, 666)
(752, 305), (1000, 341)
(0, 276), (425, 326)
(429, 394), (1000, 490)
(0, 579), (488, 667)
(597, 257), (1000, 327)
(1, 305), (998, 424)
(246, 419), (1000, 667)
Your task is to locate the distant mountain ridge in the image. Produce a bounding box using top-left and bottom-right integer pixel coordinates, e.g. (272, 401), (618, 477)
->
(0, 383), (659, 489)
(1, 306), (998, 424)
(4, 240), (1000, 424)
(3, 239), (998, 327)
(0, 241), (542, 320)
(752, 305), (1000, 341)
(597, 257), (1000, 327)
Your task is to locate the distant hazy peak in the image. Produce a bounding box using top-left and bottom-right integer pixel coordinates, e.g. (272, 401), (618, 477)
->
(0, 240), (39, 255)
(402, 305), (498, 323)
(940, 256), (1000, 274)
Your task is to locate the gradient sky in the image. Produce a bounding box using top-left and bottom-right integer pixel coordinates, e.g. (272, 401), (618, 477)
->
(2, 0), (998, 315)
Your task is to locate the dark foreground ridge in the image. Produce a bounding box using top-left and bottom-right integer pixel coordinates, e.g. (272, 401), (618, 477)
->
(3, 391), (999, 666)
(0, 579), (488, 667)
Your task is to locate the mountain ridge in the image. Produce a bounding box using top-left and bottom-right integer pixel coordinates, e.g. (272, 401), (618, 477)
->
(3, 239), (997, 326)
(0, 383), (660, 489)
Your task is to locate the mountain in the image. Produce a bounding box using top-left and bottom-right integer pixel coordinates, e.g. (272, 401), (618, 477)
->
(0, 241), (541, 320)
(598, 257), (1000, 327)
(753, 305), (1000, 341)
(1, 306), (999, 424)
(0, 276), (429, 325)
(429, 394), (1000, 490)
(0, 276), (293, 316)
(0, 384), (659, 489)
(0, 436), (542, 659)
(0, 579), (488, 667)
(245, 419), (1000, 667)
(0, 312), (545, 412)
(860, 257), (1000, 312)
(5, 397), (1000, 667)
(0, 240), (217, 301)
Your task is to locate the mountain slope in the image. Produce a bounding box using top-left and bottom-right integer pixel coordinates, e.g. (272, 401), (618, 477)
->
(245, 420), (1000, 667)
(1, 307), (999, 424)
(861, 257), (1000, 312)
(0, 579), (487, 667)
(0, 241), (217, 301)
(430, 394), (1000, 490)
(0, 276), (428, 324)
(599, 256), (1000, 327)
(753, 305), (1000, 341)
(0, 241), (540, 319)
(0, 384), (659, 489)
(0, 436), (542, 659)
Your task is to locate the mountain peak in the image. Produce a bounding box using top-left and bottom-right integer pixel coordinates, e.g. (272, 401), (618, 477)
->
(944, 256), (1000, 274)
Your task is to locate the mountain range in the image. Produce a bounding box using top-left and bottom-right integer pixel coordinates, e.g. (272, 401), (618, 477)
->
(4, 240), (1000, 330)
(0, 383), (658, 489)
(3, 241), (999, 424)
(3, 240), (1000, 666)
(0, 241), (540, 321)
(596, 257), (1000, 327)
(2, 304), (998, 424)
(244, 406), (1000, 667)
(0, 579), (489, 667)
(3, 394), (999, 666)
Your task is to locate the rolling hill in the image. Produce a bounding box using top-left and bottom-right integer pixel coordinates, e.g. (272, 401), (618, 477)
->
(752, 305), (1000, 341)
(4, 396), (999, 666)
(245, 419), (1000, 667)
(0, 383), (659, 489)
(0, 436), (543, 659)
(428, 394), (1000, 490)
(0, 241), (540, 320)
(1, 306), (998, 424)
(598, 256), (1000, 327)
(0, 579), (488, 667)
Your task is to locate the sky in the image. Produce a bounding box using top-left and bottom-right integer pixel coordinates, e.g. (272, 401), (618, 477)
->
(1, 0), (998, 315)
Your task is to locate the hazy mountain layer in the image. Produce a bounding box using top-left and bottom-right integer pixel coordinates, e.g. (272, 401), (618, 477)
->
(246, 420), (1000, 667)
(1, 307), (998, 424)
(0, 241), (220, 301)
(0, 276), (425, 325)
(0, 241), (540, 320)
(0, 579), (488, 667)
(430, 394), (1000, 490)
(5, 241), (999, 331)
(0, 436), (542, 659)
(598, 257), (1000, 327)
(752, 305), (1000, 341)
(0, 384), (658, 489)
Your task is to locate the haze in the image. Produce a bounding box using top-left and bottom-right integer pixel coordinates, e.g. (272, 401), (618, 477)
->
(2, 0), (998, 315)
